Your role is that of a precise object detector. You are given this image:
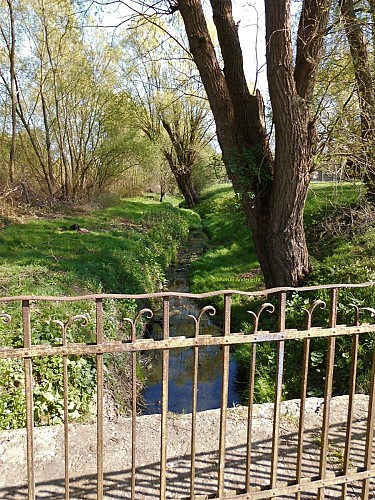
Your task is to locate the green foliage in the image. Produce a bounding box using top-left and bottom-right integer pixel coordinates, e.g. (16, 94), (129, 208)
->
(120, 18), (216, 205)
(0, 196), (199, 428)
(0, 359), (26, 429)
(189, 184), (262, 327)
(228, 145), (273, 197)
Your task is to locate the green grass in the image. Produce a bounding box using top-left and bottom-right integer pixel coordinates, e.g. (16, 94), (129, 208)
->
(0, 196), (200, 296)
(191, 186), (260, 288)
(0, 195), (201, 429)
(190, 181), (373, 296)
(304, 181), (367, 227)
(305, 182), (375, 286)
(189, 185), (261, 324)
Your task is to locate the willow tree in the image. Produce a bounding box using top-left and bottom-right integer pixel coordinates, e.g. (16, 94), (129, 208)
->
(0, 0), (17, 183)
(121, 19), (214, 207)
(0, 0), (140, 201)
(171, 0), (331, 287)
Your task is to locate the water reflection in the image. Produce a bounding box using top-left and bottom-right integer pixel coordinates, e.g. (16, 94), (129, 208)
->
(141, 294), (242, 415)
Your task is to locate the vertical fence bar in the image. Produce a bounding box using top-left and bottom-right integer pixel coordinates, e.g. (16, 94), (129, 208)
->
(246, 342), (256, 492)
(295, 335), (311, 500)
(160, 296), (170, 500)
(96, 299), (104, 500)
(361, 336), (375, 499)
(296, 301), (321, 500)
(341, 331), (359, 500)
(62, 320), (70, 499)
(318, 287), (338, 500)
(22, 299), (35, 500)
(218, 293), (231, 496)
(270, 291), (286, 491)
(131, 314), (137, 499)
(190, 316), (199, 498)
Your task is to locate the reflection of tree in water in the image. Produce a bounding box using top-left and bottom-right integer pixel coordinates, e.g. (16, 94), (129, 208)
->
(141, 261), (242, 413)
(146, 344), (224, 388)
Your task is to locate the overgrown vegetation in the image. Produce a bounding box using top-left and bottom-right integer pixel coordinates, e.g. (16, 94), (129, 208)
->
(189, 182), (375, 403)
(0, 196), (200, 429)
(1, 181), (374, 427)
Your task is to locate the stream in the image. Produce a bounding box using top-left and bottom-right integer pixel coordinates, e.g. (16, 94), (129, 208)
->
(141, 233), (243, 415)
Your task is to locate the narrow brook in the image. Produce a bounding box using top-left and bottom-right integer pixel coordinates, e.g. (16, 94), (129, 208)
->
(141, 239), (243, 415)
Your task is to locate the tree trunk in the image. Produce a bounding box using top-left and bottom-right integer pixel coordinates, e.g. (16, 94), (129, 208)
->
(7, 0), (16, 184)
(166, 156), (200, 208)
(252, 210), (310, 289)
(161, 118), (201, 208)
(176, 0), (329, 287)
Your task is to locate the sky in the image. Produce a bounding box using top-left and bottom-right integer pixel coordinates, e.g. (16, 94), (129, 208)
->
(100, 0), (268, 93)
(232, 0), (268, 93)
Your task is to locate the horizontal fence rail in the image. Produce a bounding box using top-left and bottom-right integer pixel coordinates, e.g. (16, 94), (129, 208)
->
(0, 282), (374, 499)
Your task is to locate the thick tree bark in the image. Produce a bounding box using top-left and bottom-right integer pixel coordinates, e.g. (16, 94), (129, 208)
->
(161, 118), (200, 208)
(176, 0), (330, 287)
(339, 0), (375, 200)
(170, 166), (200, 208)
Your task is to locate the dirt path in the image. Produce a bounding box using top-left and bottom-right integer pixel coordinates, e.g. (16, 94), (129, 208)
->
(0, 395), (372, 499)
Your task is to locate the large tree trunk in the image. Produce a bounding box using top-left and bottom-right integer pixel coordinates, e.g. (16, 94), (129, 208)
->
(251, 207), (310, 288)
(161, 118), (200, 208)
(171, 167), (200, 208)
(176, 0), (330, 287)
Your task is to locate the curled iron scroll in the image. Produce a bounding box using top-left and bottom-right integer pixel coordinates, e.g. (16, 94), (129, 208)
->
(350, 304), (375, 326)
(123, 308), (153, 341)
(0, 312), (11, 324)
(247, 303), (275, 334)
(303, 300), (326, 330)
(52, 314), (89, 344)
(0, 312), (11, 348)
(188, 305), (216, 337)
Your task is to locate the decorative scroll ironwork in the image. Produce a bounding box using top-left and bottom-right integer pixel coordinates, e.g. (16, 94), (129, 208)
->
(188, 305), (216, 335)
(0, 312), (11, 324)
(52, 314), (89, 343)
(303, 299), (326, 329)
(123, 308), (153, 341)
(247, 302), (275, 333)
(351, 304), (375, 326)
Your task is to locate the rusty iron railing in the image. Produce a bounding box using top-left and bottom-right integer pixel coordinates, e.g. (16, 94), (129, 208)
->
(0, 282), (375, 499)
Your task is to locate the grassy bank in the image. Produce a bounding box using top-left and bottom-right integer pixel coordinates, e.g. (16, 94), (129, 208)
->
(0, 196), (200, 429)
(0, 196), (200, 296)
(188, 185), (262, 326)
(189, 182), (375, 402)
(190, 181), (375, 300)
